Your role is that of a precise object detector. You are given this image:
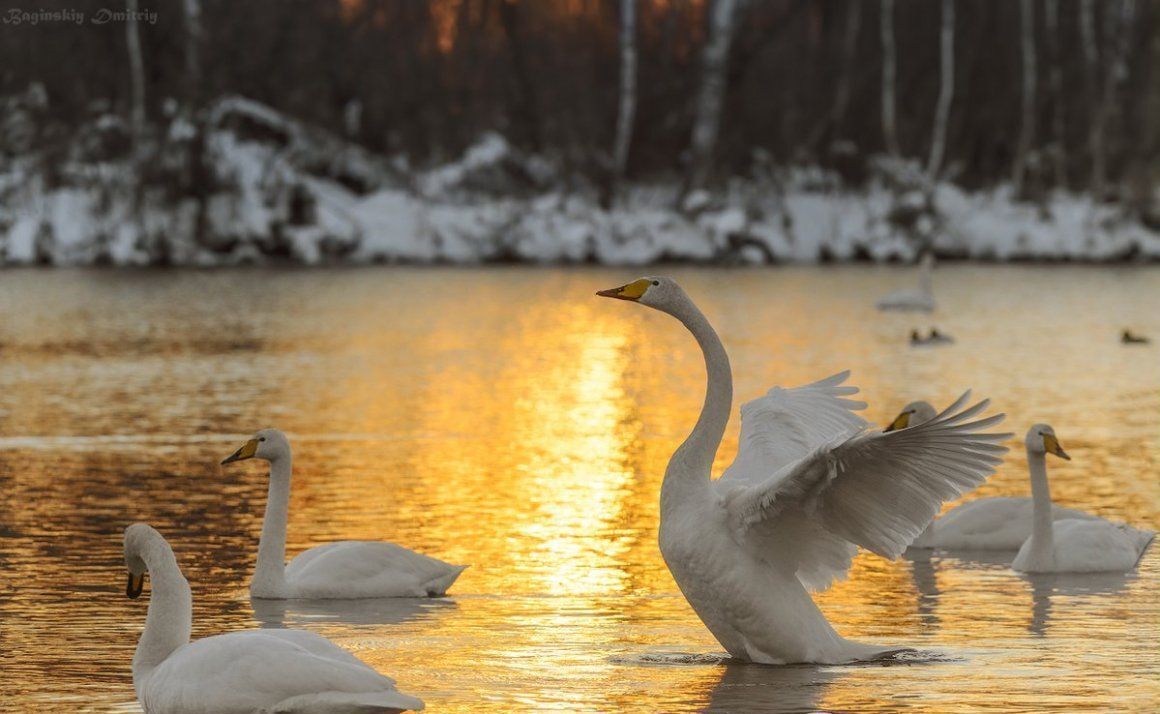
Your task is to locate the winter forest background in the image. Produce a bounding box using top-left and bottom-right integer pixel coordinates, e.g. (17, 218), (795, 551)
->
(2, 0), (1159, 266)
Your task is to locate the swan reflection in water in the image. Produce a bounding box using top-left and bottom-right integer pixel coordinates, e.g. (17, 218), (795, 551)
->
(1023, 571), (1136, 637)
(904, 549), (1136, 636)
(251, 596), (459, 628)
(702, 662), (840, 713)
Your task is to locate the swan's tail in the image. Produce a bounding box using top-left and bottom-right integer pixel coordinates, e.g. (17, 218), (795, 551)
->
(424, 564), (468, 597)
(1130, 527), (1156, 568)
(270, 689), (425, 713)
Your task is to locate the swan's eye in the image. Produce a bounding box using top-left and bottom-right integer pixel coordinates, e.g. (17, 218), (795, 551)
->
(259, 437), (266, 442)
(652, 280), (659, 286)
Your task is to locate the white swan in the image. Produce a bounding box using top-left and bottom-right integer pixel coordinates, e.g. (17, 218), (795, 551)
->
(1012, 424), (1155, 573)
(123, 523), (425, 713)
(598, 277), (1009, 664)
(222, 429), (466, 599)
(892, 404), (1103, 550)
(877, 253), (935, 312)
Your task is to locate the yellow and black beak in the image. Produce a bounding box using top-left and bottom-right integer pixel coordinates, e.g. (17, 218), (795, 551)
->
(1043, 433), (1071, 460)
(596, 278), (652, 302)
(884, 410), (911, 433)
(221, 438), (259, 465)
(126, 572), (146, 599)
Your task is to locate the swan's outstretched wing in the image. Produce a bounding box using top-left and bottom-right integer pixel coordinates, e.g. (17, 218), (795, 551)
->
(721, 393), (1009, 562)
(719, 371), (869, 485)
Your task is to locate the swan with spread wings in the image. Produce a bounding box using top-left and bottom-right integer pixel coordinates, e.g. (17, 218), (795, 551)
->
(598, 277), (1009, 664)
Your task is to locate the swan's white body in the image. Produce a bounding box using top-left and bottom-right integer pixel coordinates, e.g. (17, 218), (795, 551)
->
(223, 430), (466, 599)
(1009, 425), (1155, 574)
(912, 497), (1099, 550)
(124, 524), (424, 714)
(877, 254), (936, 312)
(599, 277), (1008, 664)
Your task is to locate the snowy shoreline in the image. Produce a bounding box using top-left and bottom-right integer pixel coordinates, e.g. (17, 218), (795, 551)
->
(4, 98), (1158, 268)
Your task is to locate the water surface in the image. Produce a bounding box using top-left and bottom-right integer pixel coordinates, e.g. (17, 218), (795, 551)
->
(0, 266), (1157, 712)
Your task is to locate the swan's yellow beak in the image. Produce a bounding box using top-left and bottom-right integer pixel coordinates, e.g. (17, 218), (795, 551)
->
(221, 438), (259, 465)
(884, 410), (911, 432)
(596, 278), (651, 301)
(1043, 433), (1070, 460)
(126, 572), (146, 599)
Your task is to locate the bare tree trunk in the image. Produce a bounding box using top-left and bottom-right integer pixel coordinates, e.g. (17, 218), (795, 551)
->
(126, 0), (146, 156)
(926, 0), (954, 177)
(1127, 0), (1160, 219)
(1089, 0), (1136, 198)
(1044, 0), (1067, 188)
(832, 0), (862, 142)
(610, 0), (637, 202)
(182, 0), (203, 105)
(1012, 0), (1036, 195)
(1079, 0), (1101, 193)
(880, 0), (900, 156)
(498, 1), (542, 152)
(686, 0), (739, 194)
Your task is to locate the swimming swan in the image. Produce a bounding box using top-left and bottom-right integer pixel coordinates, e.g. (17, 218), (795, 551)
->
(124, 523), (425, 713)
(598, 277), (1009, 664)
(892, 405), (1102, 550)
(1012, 425), (1155, 573)
(876, 253), (935, 312)
(222, 429), (466, 599)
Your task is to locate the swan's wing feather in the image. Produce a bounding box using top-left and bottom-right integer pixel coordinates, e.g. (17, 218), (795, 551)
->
(725, 394), (1009, 560)
(287, 541), (465, 597)
(719, 371), (868, 485)
(271, 690), (425, 713)
(258, 629), (395, 683)
(142, 631), (402, 712)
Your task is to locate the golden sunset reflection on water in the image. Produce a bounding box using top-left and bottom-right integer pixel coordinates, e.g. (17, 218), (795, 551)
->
(0, 266), (1157, 712)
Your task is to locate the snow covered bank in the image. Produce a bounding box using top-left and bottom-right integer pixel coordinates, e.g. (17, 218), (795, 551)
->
(2, 96), (1158, 267)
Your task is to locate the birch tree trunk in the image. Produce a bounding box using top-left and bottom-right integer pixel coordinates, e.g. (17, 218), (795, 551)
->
(1089, 0), (1136, 198)
(686, 0), (739, 194)
(182, 0), (203, 105)
(832, 0), (862, 141)
(1012, 0), (1036, 195)
(611, 0), (637, 200)
(880, 0), (900, 156)
(926, 0), (954, 177)
(1044, 0), (1067, 187)
(126, 0), (146, 156)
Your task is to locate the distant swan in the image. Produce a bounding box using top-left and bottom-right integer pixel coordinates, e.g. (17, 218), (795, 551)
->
(1121, 329), (1150, 345)
(222, 429), (466, 599)
(124, 523), (425, 713)
(877, 253), (935, 312)
(889, 404), (1099, 550)
(1012, 424), (1155, 573)
(598, 277), (1008, 664)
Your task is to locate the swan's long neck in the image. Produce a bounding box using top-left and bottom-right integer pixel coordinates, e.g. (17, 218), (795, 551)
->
(1025, 449), (1055, 565)
(662, 297), (733, 506)
(133, 538), (192, 682)
(252, 456), (291, 596)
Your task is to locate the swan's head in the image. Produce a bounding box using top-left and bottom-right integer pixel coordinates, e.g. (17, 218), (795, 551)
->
(123, 523), (161, 599)
(596, 276), (687, 314)
(1026, 423), (1070, 460)
(884, 401), (937, 431)
(221, 428), (291, 465)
